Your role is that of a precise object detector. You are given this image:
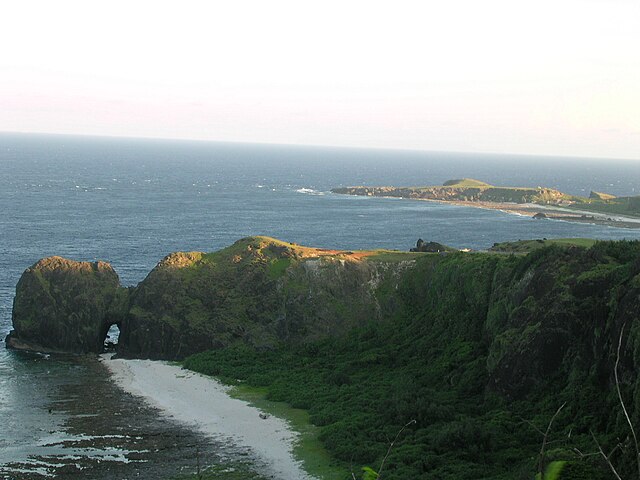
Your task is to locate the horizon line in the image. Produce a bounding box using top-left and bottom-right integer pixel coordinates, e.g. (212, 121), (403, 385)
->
(1, 129), (638, 163)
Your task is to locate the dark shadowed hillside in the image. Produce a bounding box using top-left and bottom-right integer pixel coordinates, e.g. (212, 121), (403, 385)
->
(8, 237), (640, 479)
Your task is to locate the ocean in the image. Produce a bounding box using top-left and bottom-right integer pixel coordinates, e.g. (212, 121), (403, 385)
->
(1, 132), (639, 478)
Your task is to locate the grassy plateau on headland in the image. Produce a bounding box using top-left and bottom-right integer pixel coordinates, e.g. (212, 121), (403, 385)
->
(331, 178), (640, 221)
(9, 235), (640, 479)
(174, 237), (640, 480)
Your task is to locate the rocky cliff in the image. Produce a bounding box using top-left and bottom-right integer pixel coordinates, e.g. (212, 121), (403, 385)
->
(7, 237), (415, 358)
(332, 178), (569, 204)
(181, 239), (640, 479)
(7, 237), (640, 393)
(118, 237), (414, 359)
(332, 179), (640, 219)
(6, 256), (126, 353)
(7, 237), (640, 478)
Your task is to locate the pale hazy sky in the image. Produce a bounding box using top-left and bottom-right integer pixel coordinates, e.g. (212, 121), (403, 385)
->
(1, 0), (639, 159)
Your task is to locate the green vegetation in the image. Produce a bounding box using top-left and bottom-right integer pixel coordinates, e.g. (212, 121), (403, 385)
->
(332, 178), (570, 205)
(332, 179), (640, 217)
(442, 178), (492, 187)
(184, 240), (640, 479)
(228, 384), (349, 479)
(489, 238), (598, 253)
(568, 195), (640, 218)
(120, 236), (424, 359)
(13, 236), (640, 478)
(366, 250), (427, 262)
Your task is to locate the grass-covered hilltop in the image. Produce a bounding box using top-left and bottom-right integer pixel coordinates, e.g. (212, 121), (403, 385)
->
(7, 236), (640, 479)
(332, 178), (640, 220)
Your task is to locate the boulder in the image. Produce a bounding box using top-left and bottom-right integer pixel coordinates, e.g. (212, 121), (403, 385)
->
(410, 239), (456, 253)
(7, 256), (125, 353)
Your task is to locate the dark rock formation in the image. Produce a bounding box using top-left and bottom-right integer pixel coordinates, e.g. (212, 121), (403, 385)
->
(6, 256), (127, 353)
(7, 236), (640, 403)
(8, 237), (640, 480)
(117, 237), (406, 360)
(410, 238), (455, 253)
(332, 183), (568, 204)
(533, 212), (547, 219)
(8, 238), (413, 359)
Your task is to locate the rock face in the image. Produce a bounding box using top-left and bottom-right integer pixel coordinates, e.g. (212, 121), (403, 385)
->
(7, 256), (126, 353)
(117, 238), (408, 360)
(331, 183), (568, 204)
(589, 190), (616, 200)
(7, 236), (640, 398)
(410, 238), (456, 253)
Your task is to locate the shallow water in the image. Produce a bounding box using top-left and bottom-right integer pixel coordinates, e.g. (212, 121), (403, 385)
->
(1, 132), (639, 477)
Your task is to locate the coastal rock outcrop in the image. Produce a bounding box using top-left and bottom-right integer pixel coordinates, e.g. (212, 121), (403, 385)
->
(6, 256), (126, 353)
(589, 190), (616, 200)
(118, 237), (406, 359)
(331, 178), (568, 204)
(7, 236), (640, 403)
(331, 180), (640, 221)
(410, 238), (456, 253)
(8, 237), (640, 479)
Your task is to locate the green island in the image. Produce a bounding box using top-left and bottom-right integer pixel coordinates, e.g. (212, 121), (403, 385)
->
(7, 236), (640, 479)
(331, 178), (640, 226)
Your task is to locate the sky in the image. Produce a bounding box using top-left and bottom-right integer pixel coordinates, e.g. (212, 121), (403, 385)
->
(1, 0), (639, 160)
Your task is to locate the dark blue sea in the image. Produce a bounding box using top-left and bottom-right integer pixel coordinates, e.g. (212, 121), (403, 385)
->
(1, 132), (639, 478)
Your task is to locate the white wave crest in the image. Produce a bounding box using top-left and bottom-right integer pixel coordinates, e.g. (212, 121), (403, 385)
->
(296, 188), (324, 195)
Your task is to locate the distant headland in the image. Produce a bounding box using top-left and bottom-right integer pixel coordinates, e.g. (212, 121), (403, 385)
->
(332, 178), (640, 228)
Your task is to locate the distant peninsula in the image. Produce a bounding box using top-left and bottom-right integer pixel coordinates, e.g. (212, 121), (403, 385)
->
(332, 178), (640, 228)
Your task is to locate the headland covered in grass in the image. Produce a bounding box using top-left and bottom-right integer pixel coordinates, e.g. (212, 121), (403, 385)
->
(10, 236), (640, 479)
(332, 178), (640, 228)
(179, 238), (640, 479)
(488, 238), (599, 253)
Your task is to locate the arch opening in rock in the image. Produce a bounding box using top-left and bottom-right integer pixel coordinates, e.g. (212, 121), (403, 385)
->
(103, 323), (121, 352)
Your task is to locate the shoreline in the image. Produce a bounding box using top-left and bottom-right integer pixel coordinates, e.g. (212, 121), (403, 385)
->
(443, 200), (640, 228)
(102, 356), (315, 480)
(348, 194), (640, 229)
(0, 353), (223, 480)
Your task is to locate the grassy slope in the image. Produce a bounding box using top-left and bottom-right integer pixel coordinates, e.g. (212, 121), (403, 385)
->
(489, 238), (598, 253)
(121, 237), (430, 359)
(568, 196), (640, 218)
(442, 178), (492, 187)
(184, 240), (640, 480)
(228, 384), (349, 480)
(335, 178), (640, 216)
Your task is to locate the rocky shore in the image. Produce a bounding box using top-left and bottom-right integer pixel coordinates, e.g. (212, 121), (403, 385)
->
(332, 179), (640, 229)
(436, 199), (640, 229)
(5, 236), (640, 478)
(104, 356), (314, 480)
(0, 354), (223, 480)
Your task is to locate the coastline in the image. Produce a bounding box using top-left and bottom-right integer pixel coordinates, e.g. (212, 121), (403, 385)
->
(102, 356), (316, 480)
(0, 353), (224, 480)
(441, 200), (640, 229)
(354, 194), (640, 229)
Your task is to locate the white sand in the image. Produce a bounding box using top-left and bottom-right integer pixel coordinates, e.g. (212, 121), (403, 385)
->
(102, 356), (315, 480)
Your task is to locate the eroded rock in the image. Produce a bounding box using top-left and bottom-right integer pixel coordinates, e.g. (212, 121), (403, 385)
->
(7, 256), (126, 353)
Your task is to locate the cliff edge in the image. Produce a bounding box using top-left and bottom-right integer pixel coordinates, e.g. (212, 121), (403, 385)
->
(6, 237), (416, 358)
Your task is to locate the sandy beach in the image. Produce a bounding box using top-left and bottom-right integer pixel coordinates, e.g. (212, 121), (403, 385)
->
(420, 198), (640, 229)
(102, 356), (315, 480)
